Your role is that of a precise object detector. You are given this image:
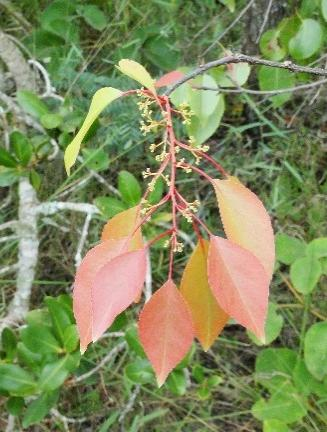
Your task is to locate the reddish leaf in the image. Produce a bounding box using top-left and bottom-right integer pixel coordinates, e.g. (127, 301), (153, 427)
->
(180, 239), (229, 350)
(101, 205), (143, 250)
(212, 176), (275, 280)
(91, 248), (147, 342)
(73, 238), (128, 353)
(138, 280), (194, 386)
(155, 71), (185, 88)
(208, 236), (269, 342)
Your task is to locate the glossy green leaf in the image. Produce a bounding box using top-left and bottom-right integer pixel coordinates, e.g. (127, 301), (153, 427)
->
(0, 365), (36, 395)
(17, 342), (42, 370)
(17, 90), (49, 118)
(10, 131), (32, 166)
(187, 94), (225, 145)
(275, 233), (306, 264)
(289, 19), (323, 60)
(118, 170), (142, 205)
(260, 29), (286, 61)
(290, 256), (322, 294)
(21, 325), (61, 354)
(116, 59), (156, 94)
(304, 322), (327, 380)
(258, 66), (295, 107)
(64, 87), (122, 175)
(247, 303), (284, 346)
(22, 391), (59, 428)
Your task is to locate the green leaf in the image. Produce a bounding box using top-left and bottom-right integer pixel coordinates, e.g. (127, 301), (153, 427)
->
(118, 170), (142, 205)
(304, 322), (327, 380)
(10, 131), (32, 166)
(17, 342), (42, 370)
(252, 383), (307, 423)
(82, 148), (110, 172)
(247, 303), (284, 346)
(260, 29), (286, 61)
(217, 62), (251, 87)
(17, 91), (49, 118)
(258, 66), (295, 107)
(289, 19), (323, 60)
(94, 196), (126, 218)
(255, 348), (297, 391)
(148, 176), (164, 205)
(22, 391), (59, 428)
(300, 0), (320, 16)
(64, 87), (122, 175)
(293, 359), (327, 396)
(45, 296), (73, 344)
(187, 94), (225, 145)
(1, 327), (17, 360)
(0, 167), (20, 186)
(6, 397), (25, 416)
(29, 169), (42, 190)
(98, 412), (120, 432)
(0, 147), (18, 168)
(0, 364), (36, 395)
(275, 233), (306, 264)
(263, 419), (290, 432)
(322, 0), (327, 21)
(39, 356), (71, 391)
(188, 74), (220, 118)
(21, 325), (61, 354)
(125, 326), (146, 357)
(116, 59), (156, 94)
(290, 256), (322, 294)
(77, 5), (107, 31)
(41, 113), (62, 129)
(218, 0), (235, 12)
(63, 325), (79, 353)
(166, 369), (187, 395)
(306, 237), (327, 259)
(26, 308), (52, 327)
(125, 359), (154, 384)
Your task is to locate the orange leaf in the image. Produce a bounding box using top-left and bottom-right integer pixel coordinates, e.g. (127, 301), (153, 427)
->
(208, 236), (269, 342)
(73, 238), (128, 353)
(101, 205), (143, 250)
(155, 70), (185, 88)
(91, 248), (147, 342)
(180, 239), (229, 350)
(212, 176), (275, 280)
(138, 280), (194, 386)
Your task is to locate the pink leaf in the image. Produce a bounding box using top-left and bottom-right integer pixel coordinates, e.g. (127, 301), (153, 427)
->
(91, 248), (147, 342)
(208, 236), (269, 342)
(155, 71), (185, 88)
(138, 280), (194, 386)
(212, 176), (275, 281)
(73, 238), (128, 353)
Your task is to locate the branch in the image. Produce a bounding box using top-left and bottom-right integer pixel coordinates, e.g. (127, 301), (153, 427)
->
(37, 201), (99, 216)
(165, 53), (327, 96)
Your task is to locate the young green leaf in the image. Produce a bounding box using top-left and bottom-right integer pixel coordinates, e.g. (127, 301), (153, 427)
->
(0, 147), (18, 168)
(258, 66), (295, 107)
(77, 5), (107, 31)
(94, 196), (127, 218)
(208, 236), (269, 341)
(39, 357), (71, 391)
(180, 239), (229, 350)
(212, 176), (275, 280)
(275, 233), (306, 264)
(64, 87), (122, 175)
(306, 237), (327, 259)
(10, 131), (32, 166)
(16, 90), (49, 118)
(0, 364), (36, 395)
(138, 280), (194, 386)
(21, 325), (61, 354)
(188, 74), (220, 118)
(22, 391), (59, 428)
(290, 256), (322, 294)
(116, 59), (156, 94)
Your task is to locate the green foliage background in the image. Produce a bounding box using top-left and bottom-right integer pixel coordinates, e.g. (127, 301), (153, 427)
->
(0, 0), (326, 430)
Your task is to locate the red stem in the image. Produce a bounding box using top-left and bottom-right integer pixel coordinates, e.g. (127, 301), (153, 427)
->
(178, 161), (213, 182)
